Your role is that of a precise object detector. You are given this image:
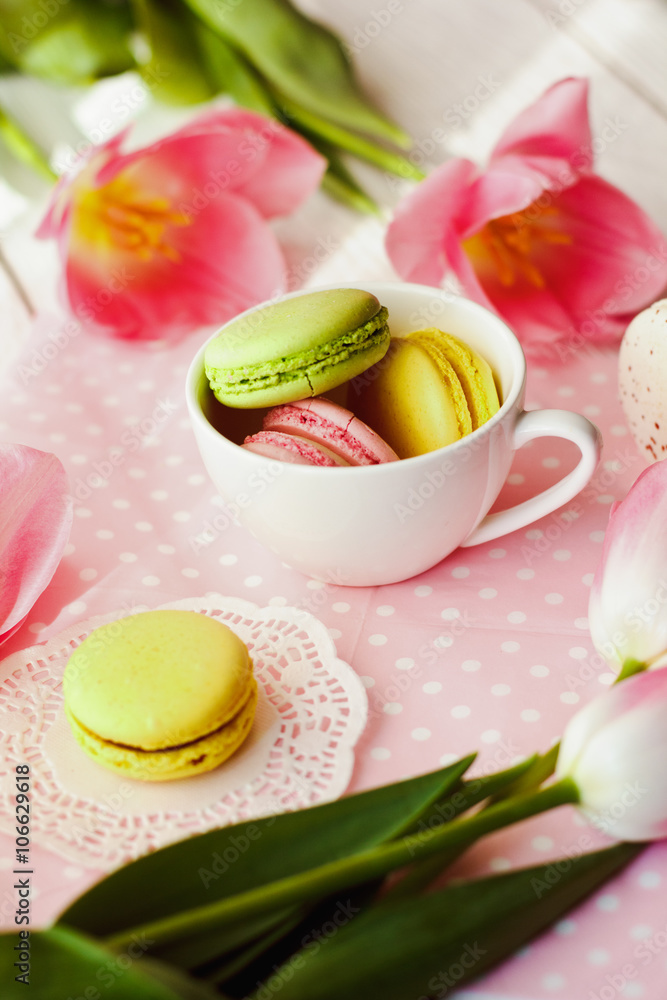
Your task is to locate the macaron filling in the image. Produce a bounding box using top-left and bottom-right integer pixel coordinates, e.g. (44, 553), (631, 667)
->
(65, 682), (256, 753)
(207, 307), (389, 400)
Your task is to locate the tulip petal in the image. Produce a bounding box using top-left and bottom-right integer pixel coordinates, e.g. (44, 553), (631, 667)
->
(0, 444), (72, 643)
(530, 178), (667, 336)
(558, 670), (667, 840)
(37, 108), (325, 340)
(386, 158), (478, 285)
(36, 131), (130, 240)
(456, 165), (544, 239)
(589, 460), (667, 668)
(172, 108), (327, 218)
(64, 191), (286, 339)
(492, 77), (593, 174)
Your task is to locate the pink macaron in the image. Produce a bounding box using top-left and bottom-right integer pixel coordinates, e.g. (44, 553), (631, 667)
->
(243, 398), (399, 466)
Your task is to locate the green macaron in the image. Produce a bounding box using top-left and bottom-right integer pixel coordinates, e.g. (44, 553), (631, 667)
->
(204, 288), (390, 409)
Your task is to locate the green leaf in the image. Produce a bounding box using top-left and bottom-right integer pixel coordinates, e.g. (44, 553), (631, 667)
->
(321, 167), (379, 216)
(491, 744), (560, 803)
(131, 0), (214, 104)
(0, 926), (224, 1000)
(0, 0), (134, 85)
(278, 97), (423, 180)
(389, 755), (542, 899)
(183, 0), (409, 147)
(193, 20), (275, 115)
(59, 757), (475, 946)
(99, 779), (576, 958)
(0, 104), (55, 180)
(263, 843), (642, 1000)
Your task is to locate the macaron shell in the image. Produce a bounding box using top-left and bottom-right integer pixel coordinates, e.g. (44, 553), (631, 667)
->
(243, 430), (342, 465)
(64, 610), (254, 751)
(351, 338), (465, 458)
(65, 680), (258, 782)
(206, 320), (389, 409)
(409, 329), (500, 429)
(265, 399), (399, 465)
(619, 300), (667, 461)
(205, 288), (384, 369)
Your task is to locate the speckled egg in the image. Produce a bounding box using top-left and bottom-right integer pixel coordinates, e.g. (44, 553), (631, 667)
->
(619, 299), (667, 462)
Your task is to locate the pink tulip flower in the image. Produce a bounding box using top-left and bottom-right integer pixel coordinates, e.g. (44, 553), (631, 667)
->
(589, 460), (667, 672)
(386, 78), (667, 358)
(0, 444), (72, 646)
(557, 668), (667, 840)
(37, 110), (326, 340)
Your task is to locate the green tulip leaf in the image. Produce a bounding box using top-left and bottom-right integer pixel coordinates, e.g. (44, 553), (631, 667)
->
(0, 925), (225, 1000)
(182, 0), (409, 147)
(0, 0), (135, 84)
(59, 756), (475, 948)
(0, 103), (55, 180)
(131, 0), (215, 105)
(261, 843), (642, 1000)
(278, 96), (422, 180)
(193, 21), (275, 115)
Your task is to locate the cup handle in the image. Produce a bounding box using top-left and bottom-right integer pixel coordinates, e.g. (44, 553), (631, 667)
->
(461, 409), (602, 548)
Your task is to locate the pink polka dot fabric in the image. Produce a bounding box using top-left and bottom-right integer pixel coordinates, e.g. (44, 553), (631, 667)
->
(1, 312), (666, 999)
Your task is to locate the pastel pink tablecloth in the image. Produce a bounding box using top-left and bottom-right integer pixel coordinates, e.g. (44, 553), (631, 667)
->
(1, 309), (666, 1000)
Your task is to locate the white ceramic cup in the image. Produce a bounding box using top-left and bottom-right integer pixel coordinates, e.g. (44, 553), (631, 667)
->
(186, 282), (601, 586)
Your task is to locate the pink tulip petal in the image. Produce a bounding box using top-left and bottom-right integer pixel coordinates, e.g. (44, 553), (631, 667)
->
(0, 445), (72, 642)
(229, 127), (326, 219)
(531, 177), (667, 334)
(36, 131), (129, 240)
(95, 132), (267, 193)
(386, 76), (667, 357)
(492, 77), (593, 173)
(386, 158), (478, 285)
(456, 165), (545, 239)
(64, 192), (286, 340)
(478, 280), (576, 354)
(37, 109), (324, 341)
(589, 460), (667, 667)
(558, 669), (667, 840)
(0, 614), (28, 647)
(165, 107), (326, 218)
(93, 110), (324, 219)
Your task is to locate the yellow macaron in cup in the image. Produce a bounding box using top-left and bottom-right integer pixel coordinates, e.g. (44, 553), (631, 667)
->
(63, 610), (257, 781)
(351, 327), (500, 458)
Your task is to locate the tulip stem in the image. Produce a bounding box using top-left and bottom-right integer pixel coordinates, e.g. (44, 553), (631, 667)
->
(105, 778), (579, 953)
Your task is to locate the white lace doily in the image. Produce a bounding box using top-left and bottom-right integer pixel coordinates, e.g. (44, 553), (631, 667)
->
(0, 596), (368, 869)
